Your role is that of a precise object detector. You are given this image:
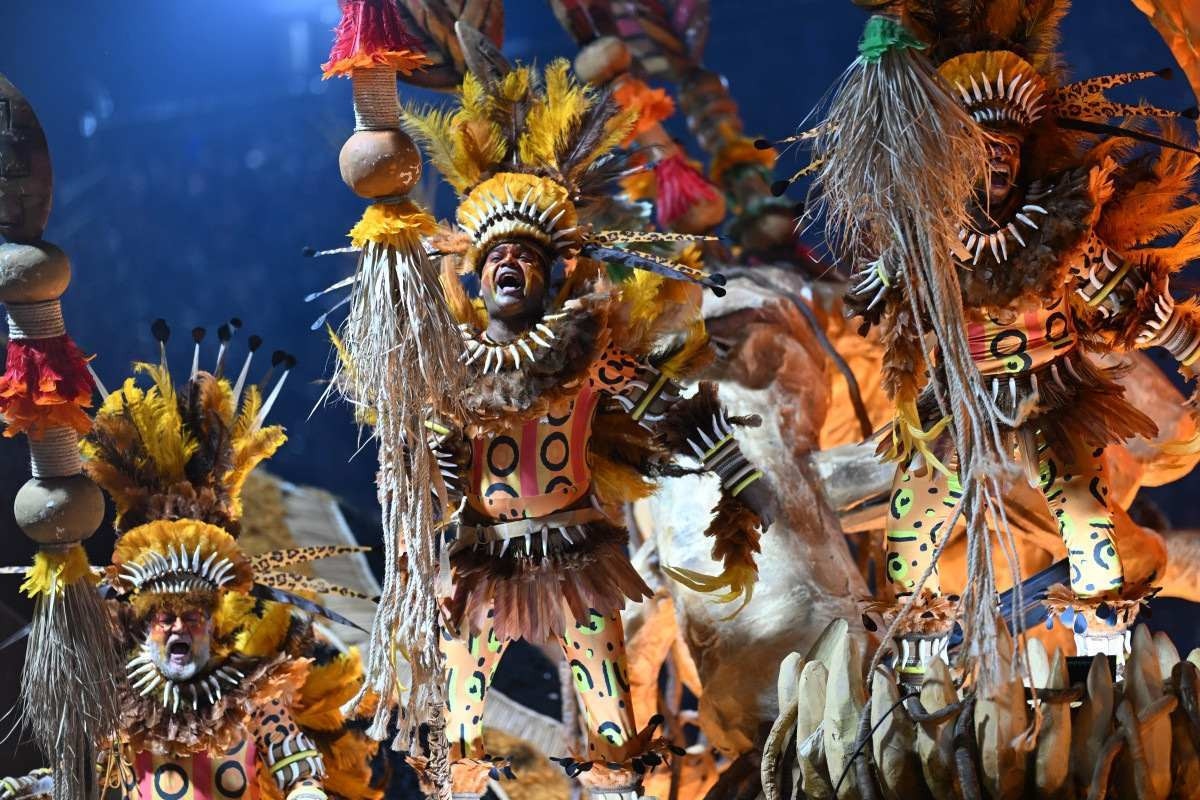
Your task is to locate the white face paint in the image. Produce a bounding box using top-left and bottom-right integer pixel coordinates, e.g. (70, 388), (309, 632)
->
(146, 608), (214, 681)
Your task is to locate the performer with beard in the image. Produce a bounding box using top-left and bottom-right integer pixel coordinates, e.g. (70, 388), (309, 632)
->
(384, 59), (775, 798)
(2, 325), (380, 800)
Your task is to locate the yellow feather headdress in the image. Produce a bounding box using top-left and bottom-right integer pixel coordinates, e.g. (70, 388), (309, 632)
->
(82, 326), (288, 534)
(82, 321), (371, 624)
(403, 60), (726, 292)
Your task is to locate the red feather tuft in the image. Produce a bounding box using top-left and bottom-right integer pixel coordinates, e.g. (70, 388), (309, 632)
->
(0, 335), (94, 438)
(322, 0), (427, 78)
(653, 153), (719, 228)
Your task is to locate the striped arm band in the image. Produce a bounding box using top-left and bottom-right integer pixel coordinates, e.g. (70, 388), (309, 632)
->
(267, 732), (326, 789)
(685, 410), (763, 496)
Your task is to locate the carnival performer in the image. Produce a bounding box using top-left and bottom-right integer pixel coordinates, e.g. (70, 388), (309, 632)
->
(808, 0), (1200, 674)
(373, 60), (775, 798)
(1, 323), (380, 800)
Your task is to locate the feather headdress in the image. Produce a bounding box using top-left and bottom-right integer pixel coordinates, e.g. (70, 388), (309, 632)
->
(404, 59), (725, 291)
(81, 321), (367, 618)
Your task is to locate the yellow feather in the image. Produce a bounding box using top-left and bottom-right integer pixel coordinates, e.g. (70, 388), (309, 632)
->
(215, 593), (258, 641)
(129, 363), (196, 483)
(661, 320), (712, 380)
(226, 423), (287, 519)
(519, 60), (589, 170)
(235, 601), (294, 658)
(20, 545), (97, 599)
(498, 67), (530, 103)
(402, 106), (471, 192)
(295, 649), (364, 731)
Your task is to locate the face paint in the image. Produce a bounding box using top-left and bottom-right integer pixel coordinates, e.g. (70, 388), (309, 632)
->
(480, 240), (549, 323)
(146, 608), (214, 681)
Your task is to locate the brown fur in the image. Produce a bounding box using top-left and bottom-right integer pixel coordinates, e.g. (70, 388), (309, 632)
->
(461, 293), (611, 434)
(956, 166), (1096, 309)
(705, 494), (762, 572)
(654, 381), (759, 457)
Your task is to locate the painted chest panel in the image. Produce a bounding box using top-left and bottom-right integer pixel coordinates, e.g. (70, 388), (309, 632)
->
(127, 740), (258, 800)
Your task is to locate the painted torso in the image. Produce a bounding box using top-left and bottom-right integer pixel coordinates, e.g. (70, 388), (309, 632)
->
(964, 293), (1077, 376)
(122, 740), (257, 800)
(464, 347), (639, 522)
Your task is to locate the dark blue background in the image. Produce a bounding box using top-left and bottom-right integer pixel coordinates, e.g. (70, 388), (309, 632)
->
(0, 2), (1194, 664)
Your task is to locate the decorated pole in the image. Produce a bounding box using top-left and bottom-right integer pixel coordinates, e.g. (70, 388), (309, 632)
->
(0, 74), (119, 800)
(321, 1), (463, 795)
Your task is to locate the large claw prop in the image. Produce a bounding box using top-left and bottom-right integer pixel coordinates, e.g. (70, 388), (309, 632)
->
(662, 562), (757, 617)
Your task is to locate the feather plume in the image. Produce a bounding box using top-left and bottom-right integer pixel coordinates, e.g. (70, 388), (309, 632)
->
(1097, 123), (1200, 253)
(402, 107), (469, 192)
(234, 601), (295, 658)
(83, 366), (285, 533)
(295, 650), (364, 731)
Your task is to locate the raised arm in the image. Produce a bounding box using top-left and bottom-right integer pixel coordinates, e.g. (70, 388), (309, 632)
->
(596, 342), (774, 608)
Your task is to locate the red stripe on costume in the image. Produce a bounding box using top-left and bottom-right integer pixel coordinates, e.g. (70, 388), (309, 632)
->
(571, 387), (595, 484)
(137, 751), (153, 800)
(191, 752), (211, 800)
(1024, 308), (1046, 348)
(967, 321), (987, 362)
(520, 420), (539, 496)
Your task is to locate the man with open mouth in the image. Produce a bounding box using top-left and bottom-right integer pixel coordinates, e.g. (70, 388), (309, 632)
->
(1, 331), (381, 800)
(829, 5), (1200, 677)
(387, 58), (775, 799)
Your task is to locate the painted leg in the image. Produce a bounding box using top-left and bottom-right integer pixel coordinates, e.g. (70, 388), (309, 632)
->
(558, 607), (667, 798)
(1037, 436), (1132, 663)
(560, 608), (637, 763)
(883, 455), (959, 680)
(884, 455), (959, 598)
(439, 609), (509, 796)
(1037, 437), (1123, 598)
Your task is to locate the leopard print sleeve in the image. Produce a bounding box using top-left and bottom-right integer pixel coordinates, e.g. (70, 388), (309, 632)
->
(252, 698), (327, 797)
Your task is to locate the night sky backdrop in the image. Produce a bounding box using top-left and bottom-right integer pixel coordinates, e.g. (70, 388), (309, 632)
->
(0, 1), (1195, 741)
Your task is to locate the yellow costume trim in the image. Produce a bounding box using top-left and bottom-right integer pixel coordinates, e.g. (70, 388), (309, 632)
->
(631, 372), (671, 421)
(349, 201), (438, 250)
(1086, 256), (1135, 307)
(20, 544), (97, 599)
(730, 470), (764, 497)
(886, 399), (952, 476)
(271, 750), (323, 774)
(703, 433), (735, 460)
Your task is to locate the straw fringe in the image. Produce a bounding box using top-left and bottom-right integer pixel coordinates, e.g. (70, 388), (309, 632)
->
(809, 32), (1028, 694)
(333, 224), (465, 767)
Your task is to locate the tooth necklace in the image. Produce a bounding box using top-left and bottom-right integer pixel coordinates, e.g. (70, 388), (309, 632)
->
(956, 203), (1049, 265)
(125, 644), (245, 715)
(458, 311), (569, 374)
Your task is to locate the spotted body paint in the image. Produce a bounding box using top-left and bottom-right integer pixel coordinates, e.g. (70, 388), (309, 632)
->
(441, 603), (636, 765)
(885, 436), (1123, 599)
